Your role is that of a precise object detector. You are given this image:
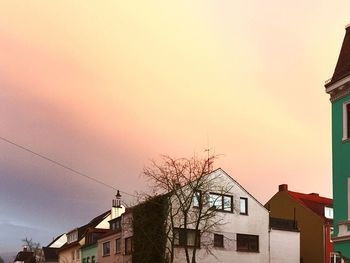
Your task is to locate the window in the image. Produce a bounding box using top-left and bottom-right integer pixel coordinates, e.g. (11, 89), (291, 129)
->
(237, 234), (259, 252)
(330, 252), (342, 263)
(125, 237), (133, 255)
(76, 250), (80, 260)
(86, 257), (90, 263)
(193, 191), (201, 207)
(174, 228), (200, 247)
(343, 102), (350, 141)
(102, 241), (110, 256)
(115, 238), (121, 254)
(209, 193), (233, 212)
(240, 197), (248, 215)
(91, 256), (95, 263)
(110, 218), (122, 231)
(348, 103), (350, 139)
(83, 259), (86, 263)
(325, 207), (334, 219)
(214, 234), (224, 248)
(67, 231), (78, 244)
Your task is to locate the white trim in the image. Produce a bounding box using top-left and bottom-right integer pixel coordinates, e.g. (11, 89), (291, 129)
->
(348, 178), (350, 220)
(342, 101), (350, 141)
(326, 74), (350, 93)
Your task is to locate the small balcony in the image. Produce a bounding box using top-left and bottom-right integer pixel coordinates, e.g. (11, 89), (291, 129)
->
(333, 221), (350, 242)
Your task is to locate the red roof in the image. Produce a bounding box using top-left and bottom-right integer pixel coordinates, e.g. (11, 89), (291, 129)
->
(288, 191), (333, 223)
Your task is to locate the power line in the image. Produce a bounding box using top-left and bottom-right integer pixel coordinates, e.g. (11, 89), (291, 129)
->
(0, 135), (137, 198)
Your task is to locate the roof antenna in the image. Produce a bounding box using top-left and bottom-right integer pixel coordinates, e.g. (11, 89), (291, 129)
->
(204, 132), (213, 173)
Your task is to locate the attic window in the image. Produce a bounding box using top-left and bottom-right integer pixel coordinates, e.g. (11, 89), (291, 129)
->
(209, 193), (233, 212)
(67, 231), (78, 244)
(325, 207), (334, 219)
(343, 101), (350, 141)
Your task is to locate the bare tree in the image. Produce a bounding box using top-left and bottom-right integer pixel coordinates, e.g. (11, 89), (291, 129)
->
(143, 154), (235, 263)
(22, 238), (44, 263)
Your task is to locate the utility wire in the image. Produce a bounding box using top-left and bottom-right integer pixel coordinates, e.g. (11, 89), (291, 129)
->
(0, 135), (138, 198)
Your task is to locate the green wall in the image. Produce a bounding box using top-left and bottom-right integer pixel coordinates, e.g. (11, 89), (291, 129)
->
(332, 94), (350, 259)
(81, 243), (97, 263)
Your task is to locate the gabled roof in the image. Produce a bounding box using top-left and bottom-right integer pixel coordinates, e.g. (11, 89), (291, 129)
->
(47, 233), (66, 248)
(59, 210), (110, 251)
(81, 228), (110, 248)
(14, 251), (35, 263)
(77, 210), (110, 238)
(326, 25), (350, 88)
(287, 190), (333, 223)
(213, 168), (267, 211)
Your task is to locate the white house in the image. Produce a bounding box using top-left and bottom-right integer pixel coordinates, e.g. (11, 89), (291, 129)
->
(171, 168), (270, 263)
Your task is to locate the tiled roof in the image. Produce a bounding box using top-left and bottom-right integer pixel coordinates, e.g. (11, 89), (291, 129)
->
(78, 210), (110, 238)
(59, 211), (110, 251)
(288, 191), (333, 223)
(14, 251), (35, 263)
(326, 26), (350, 87)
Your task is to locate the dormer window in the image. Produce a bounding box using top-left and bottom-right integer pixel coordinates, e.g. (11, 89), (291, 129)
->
(325, 207), (334, 219)
(67, 230), (78, 244)
(110, 217), (122, 231)
(343, 101), (350, 141)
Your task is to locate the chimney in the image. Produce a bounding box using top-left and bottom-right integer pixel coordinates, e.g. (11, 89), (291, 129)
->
(279, 184), (288, 192)
(23, 246), (28, 252)
(111, 190), (125, 219)
(116, 190), (121, 208)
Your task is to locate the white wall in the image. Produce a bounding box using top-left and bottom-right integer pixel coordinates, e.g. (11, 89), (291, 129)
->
(269, 229), (300, 263)
(172, 169), (270, 263)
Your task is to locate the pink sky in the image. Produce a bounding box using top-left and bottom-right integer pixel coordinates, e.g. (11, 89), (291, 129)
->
(0, 1), (349, 252)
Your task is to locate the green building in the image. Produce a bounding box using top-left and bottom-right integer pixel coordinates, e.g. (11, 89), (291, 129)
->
(81, 228), (109, 263)
(325, 24), (350, 262)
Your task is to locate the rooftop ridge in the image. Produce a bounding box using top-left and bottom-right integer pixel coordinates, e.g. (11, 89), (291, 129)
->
(287, 190), (332, 204)
(325, 26), (350, 88)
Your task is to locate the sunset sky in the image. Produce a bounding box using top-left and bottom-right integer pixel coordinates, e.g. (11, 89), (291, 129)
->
(1, 1), (349, 253)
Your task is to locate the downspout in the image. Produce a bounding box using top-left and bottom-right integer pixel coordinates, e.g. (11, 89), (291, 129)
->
(323, 224), (326, 263)
(268, 227), (271, 263)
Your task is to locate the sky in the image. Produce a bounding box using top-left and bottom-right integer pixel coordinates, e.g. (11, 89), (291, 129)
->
(0, 0), (349, 253)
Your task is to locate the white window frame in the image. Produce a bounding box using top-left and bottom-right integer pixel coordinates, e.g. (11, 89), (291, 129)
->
(348, 178), (350, 220)
(240, 197), (248, 215)
(208, 193), (233, 212)
(342, 101), (350, 141)
(193, 191), (201, 208)
(324, 207), (333, 219)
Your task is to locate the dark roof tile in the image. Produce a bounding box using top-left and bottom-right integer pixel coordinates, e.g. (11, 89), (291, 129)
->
(326, 26), (350, 87)
(14, 252), (35, 263)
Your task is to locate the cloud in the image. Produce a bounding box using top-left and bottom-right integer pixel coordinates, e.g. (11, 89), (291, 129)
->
(0, 222), (51, 253)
